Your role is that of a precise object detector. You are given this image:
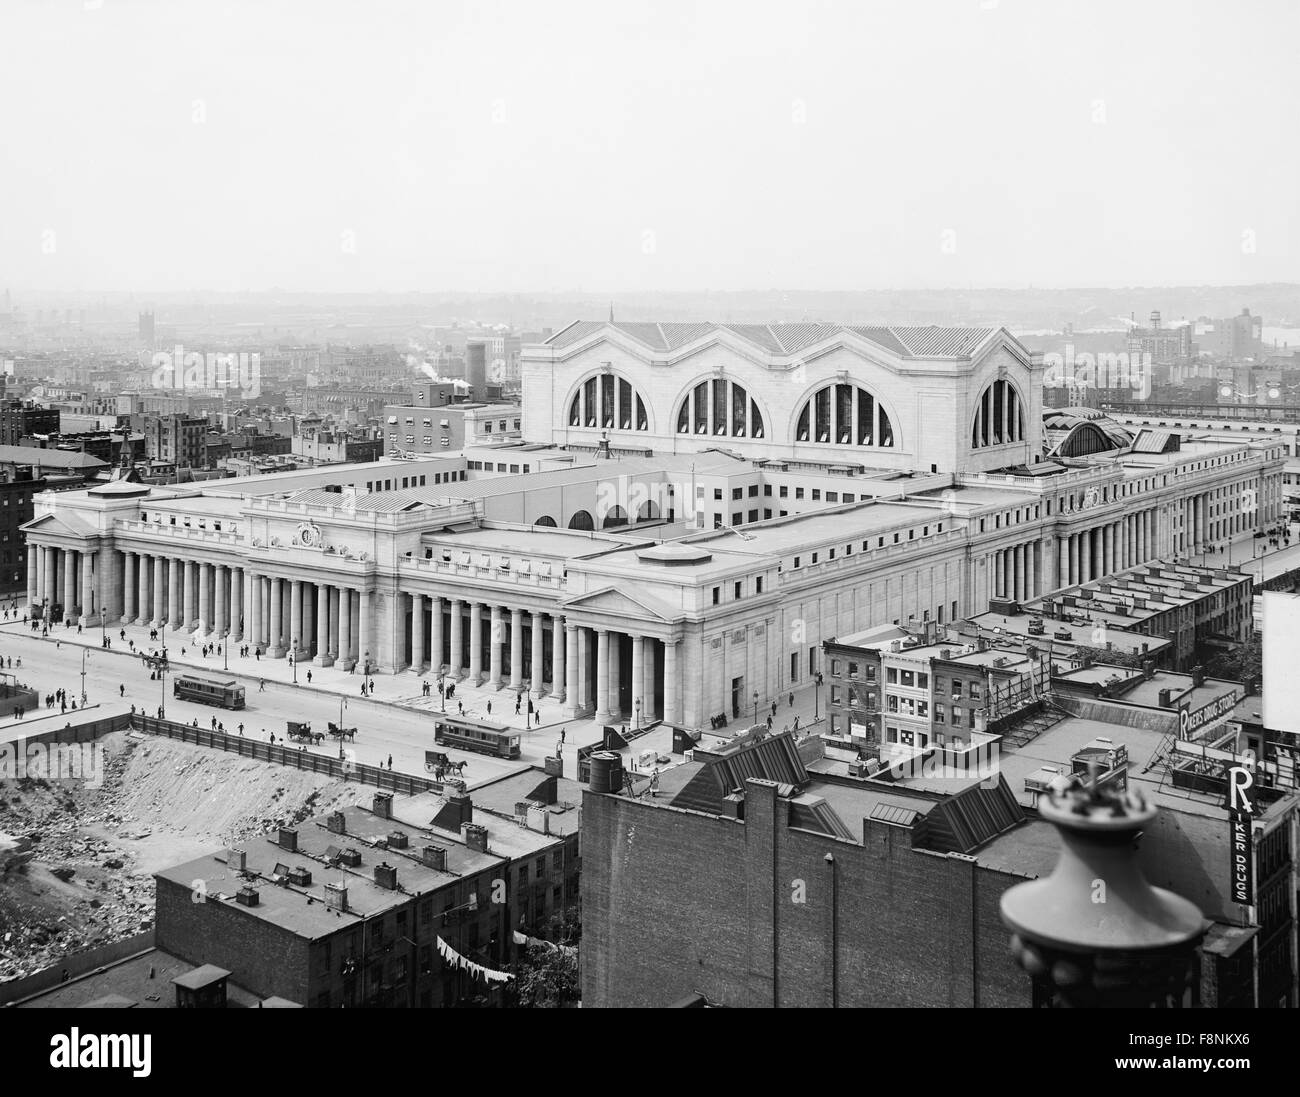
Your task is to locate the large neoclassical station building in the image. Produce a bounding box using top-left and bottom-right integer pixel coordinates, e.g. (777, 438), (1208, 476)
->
(23, 321), (1285, 729)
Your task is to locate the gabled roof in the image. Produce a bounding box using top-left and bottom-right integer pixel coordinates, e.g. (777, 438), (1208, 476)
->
(545, 321), (1002, 360)
(557, 585), (678, 623)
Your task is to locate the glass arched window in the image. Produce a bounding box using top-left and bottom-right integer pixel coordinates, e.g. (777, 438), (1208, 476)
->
(675, 378), (765, 439)
(794, 383), (894, 447)
(971, 379), (1026, 448)
(568, 371), (649, 431)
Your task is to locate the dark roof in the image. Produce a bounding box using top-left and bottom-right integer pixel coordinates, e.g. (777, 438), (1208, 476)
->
(0, 445), (107, 469)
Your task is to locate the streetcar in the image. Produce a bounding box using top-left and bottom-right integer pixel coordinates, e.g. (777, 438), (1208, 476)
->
(433, 715), (521, 759)
(172, 673), (246, 709)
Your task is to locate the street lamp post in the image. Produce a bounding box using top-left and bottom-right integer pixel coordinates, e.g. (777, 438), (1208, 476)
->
(438, 670), (446, 713)
(634, 697), (641, 729)
(223, 631), (229, 672)
(80, 648), (89, 706)
(752, 689), (758, 727)
(338, 695), (348, 759)
(814, 671), (823, 721)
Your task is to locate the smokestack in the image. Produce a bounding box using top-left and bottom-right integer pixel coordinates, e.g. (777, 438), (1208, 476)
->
(278, 828), (298, 852)
(463, 823), (488, 854)
(324, 882), (348, 912)
(373, 862), (397, 890)
(372, 792), (393, 819)
(327, 811), (346, 834)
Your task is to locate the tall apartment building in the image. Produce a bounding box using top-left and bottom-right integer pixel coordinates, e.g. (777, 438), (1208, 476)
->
(0, 399), (60, 446)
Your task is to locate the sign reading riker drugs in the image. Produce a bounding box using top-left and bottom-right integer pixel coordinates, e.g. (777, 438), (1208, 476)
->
(1227, 765), (1255, 907)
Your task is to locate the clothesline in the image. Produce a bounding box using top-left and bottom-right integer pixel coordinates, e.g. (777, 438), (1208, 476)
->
(435, 935), (513, 984)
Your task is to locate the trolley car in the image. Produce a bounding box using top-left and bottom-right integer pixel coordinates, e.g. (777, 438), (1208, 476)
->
(433, 715), (521, 759)
(172, 673), (246, 709)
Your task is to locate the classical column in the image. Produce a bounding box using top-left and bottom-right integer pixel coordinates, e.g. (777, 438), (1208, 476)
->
(26, 548), (37, 607)
(595, 628), (611, 722)
(302, 585), (313, 656)
(327, 587), (340, 660)
(64, 550), (78, 621)
(488, 605), (504, 688)
(179, 560), (194, 631)
(509, 607), (524, 691)
(631, 634), (645, 727)
(551, 616), (566, 700)
(358, 588), (373, 674)
(608, 632), (621, 718)
(468, 602), (483, 684)
(564, 623), (579, 715)
(152, 556), (165, 627)
(136, 553), (150, 626)
(430, 595), (444, 674)
(269, 577), (283, 656)
(316, 584), (331, 666)
(530, 611), (545, 692)
(122, 552), (136, 623)
(45, 546), (58, 610)
(664, 639), (680, 725)
(228, 568), (242, 642)
(289, 580), (303, 656)
(82, 552), (97, 622)
(195, 563), (211, 637)
(409, 593), (425, 674)
(448, 598), (463, 678)
(338, 585), (353, 668)
(214, 566), (228, 638)
(250, 574), (263, 652)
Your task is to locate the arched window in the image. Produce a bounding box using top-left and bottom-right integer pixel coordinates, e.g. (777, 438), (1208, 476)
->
(568, 371), (649, 431)
(568, 510), (594, 531)
(602, 506), (628, 529)
(971, 379), (1026, 448)
(637, 500), (660, 521)
(534, 515), (557, 527)
(675, 378), (765, 439)
(794, 383), (894, 447)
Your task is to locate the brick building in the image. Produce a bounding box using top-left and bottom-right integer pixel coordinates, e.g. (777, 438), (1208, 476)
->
(155, 781), (579, 1007)
(0, 399), (59, 446)
(581, 714), (1297, 1007)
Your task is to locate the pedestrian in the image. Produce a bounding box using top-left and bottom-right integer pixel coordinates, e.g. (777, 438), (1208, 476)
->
(259, 679), (265, 692)
(789, 691), (794, 707)
(256, 647), (261, 661)
(514, 697), (521, 716)
(120, 684), (125, 697)
(527, 696), (534, 714)
(793, 715), (800, 731)
(771, 700), (777, 717)
(486, 700), (492, 715)
(458, 701), (464, 716)
(307, 670), (312, 684)
(560, 727), (566, 744)
(211, 716), (217, 730)
(766, 715), (773, 729)
(534, 710), (540, 726)
(387, 754), (393, 770)
(360, 683), (367, 696)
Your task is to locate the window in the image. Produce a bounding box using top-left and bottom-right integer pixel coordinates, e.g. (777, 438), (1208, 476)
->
(734, 581), (742, 599)
(732, 488), (743, 501)
(887, 668), (897, 684)
(714, 488), (723, 501)
(917, 673), (928, 689)
(952, 707), (963, 727)
(748, 485), (758, 497)
(831, 686), (841, 705)
(779, 485), (788, 498)
(712, 587), (720, 605)
(795, 487), (805, 500)
(676, 376), (766, 438)
(935, 704), (946, 723)
(827, 492), (838, 503)
(812, 489), (821, 501)
(795, 381), (895, 447)
(756, 576), (763, 594)
(831, 660), (840, 676)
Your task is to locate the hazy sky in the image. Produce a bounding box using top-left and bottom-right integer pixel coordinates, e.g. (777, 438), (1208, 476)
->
(2, 0), (1297, 294)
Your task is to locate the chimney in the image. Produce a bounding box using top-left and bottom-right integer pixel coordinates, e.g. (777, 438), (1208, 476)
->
(372, 791), (393, 819)
(722, 792), (746, 820)
(387, 831), (408, 850)
(373, 862), (398, 891)
(1191, 665), (1204, 688)
(324, 882), (348, 912)
(228, 848), (246, 872)
(278, 827), (298, 852)
(449, 789), (473, 827)
(235, 886), (260, 907)
(422, 845), (448, 871)
(1157, 688), (1172, 708)
(326, 810), (347, 834)
(1142, 660), (1155, 681)
(463, 823), (488, 854)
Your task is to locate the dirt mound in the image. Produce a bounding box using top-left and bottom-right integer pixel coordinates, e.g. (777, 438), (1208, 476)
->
(0, 731), (369, 983)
